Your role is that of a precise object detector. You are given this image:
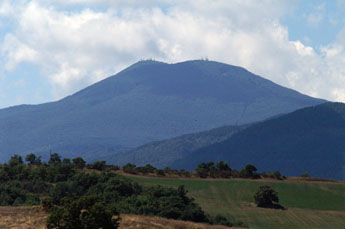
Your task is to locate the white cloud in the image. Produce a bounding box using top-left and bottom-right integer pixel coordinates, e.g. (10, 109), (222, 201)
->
(0, 0), (345, 102)
(1, 34), (38, 70)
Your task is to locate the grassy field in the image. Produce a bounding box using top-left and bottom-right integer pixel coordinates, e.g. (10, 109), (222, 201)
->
(126, 175), (345, 229)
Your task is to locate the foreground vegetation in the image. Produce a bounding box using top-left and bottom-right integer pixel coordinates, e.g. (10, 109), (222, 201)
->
(0, 154), (245, 228)
(127, 175), (345, 229)
(1, 153), (344, 228)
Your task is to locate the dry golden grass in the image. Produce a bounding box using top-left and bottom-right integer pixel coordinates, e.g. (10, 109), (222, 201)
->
(0, 207), (236, 229)
(119, 214), (237, 229)
(0, 206), (48, 229)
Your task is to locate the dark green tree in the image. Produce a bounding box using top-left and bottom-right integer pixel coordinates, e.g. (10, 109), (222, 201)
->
(62, 158), (71, 164)
(215, 161), (232, 178)
(49, 153), (62, 166)
(91, 161), (106, 171)
(254, 186), (282, 209)
(9, 154), (23, 167)
(72, 157), (86, 169)
(25, 153), (37, 165)
(136, 164), (156, 174)
(240, 164), (258, 178)
(195, 162), (215, 178)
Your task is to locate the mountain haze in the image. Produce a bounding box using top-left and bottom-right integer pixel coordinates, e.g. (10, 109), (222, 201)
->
(0, 60), (324, 162)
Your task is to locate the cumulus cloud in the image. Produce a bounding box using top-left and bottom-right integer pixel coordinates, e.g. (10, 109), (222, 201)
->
(0, 0), (345, 102)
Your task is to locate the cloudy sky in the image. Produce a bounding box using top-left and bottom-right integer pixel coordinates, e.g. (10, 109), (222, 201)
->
(0, 0), (345, 108)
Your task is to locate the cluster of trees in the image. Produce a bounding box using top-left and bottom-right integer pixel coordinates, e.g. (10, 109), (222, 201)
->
(194, 162), (285, 180)
(121, 161), (285, 180)
(0, 153), (244, 228)
(122, 163), (191, 177)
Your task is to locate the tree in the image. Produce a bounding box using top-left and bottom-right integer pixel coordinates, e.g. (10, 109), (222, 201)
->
(72, 157), (86, 169)
(62, 158), (71, 164)
(90, 161), (106, 171)
(8, 154), (23, 167)
(49, 153), (61, 166)
(25, 153), (37, 165)
(215, 161), (232, 178)
(136, 164), (156, 174)
(195, 162), (215, 178)
(240, 164), (258, 178)
(273, 171), (283, 180)
(254, 186), (283, 209)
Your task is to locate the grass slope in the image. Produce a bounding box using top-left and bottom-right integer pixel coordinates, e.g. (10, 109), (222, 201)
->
(126, 175), (345, 229)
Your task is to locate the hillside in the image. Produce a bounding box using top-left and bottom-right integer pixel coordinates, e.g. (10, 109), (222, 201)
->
(109, 125), (246, 167)
(128, 175), (345, 229)
(172, 102), (345, 180)
(0, 60), (324, 162)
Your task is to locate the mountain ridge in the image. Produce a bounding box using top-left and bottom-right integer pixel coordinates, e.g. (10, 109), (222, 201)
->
(172, 102), (345, 180)
(0, 60), (325, 162)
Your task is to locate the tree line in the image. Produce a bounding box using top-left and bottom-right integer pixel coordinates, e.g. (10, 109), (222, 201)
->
(122, 161), (285, 180)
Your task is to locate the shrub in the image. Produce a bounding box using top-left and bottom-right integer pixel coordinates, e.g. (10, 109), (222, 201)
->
(300, 173), (311, 178)
(41, 197), (54, 211)
(122, 163), (137, 174)
(46, 196), (120, 229)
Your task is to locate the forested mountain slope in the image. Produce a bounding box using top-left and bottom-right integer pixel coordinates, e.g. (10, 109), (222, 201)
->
(0, 60), (324, 161)
(172, 102), (345, 180)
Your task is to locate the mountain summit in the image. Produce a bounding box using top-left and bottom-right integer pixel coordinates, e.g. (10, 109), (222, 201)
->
(0, 60), (324, 161)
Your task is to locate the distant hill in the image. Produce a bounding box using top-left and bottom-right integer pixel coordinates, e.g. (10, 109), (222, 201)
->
(0, 60), (324, 162)
(109, 125), (247, 167)
(172, 102), (345, 180)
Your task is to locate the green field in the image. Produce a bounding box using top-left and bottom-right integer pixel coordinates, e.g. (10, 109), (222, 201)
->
(126, 176), (345, 229)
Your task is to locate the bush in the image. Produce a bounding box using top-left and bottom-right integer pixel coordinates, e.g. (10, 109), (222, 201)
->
(300, 173), (310, 178)
(46, 196), (120, 229)
(156, 169), (165, 176)
(210, 214), (233, 227)
(41, 197), (54, 211)
(122, 163), (137, 174)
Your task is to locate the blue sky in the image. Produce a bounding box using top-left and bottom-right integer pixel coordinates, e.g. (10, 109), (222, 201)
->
(0, 0), (345, 108)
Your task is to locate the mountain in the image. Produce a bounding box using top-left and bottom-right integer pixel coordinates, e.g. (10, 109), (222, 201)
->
(172, 102), (345, 180)
(0, 60), (325, 162)
(108, 125), (247, 167)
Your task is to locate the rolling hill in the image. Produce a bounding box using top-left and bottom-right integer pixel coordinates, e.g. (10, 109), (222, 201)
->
(172, 102), (345, 180)
(0, 60), (324, 162)
(128, 175), (345, 229)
